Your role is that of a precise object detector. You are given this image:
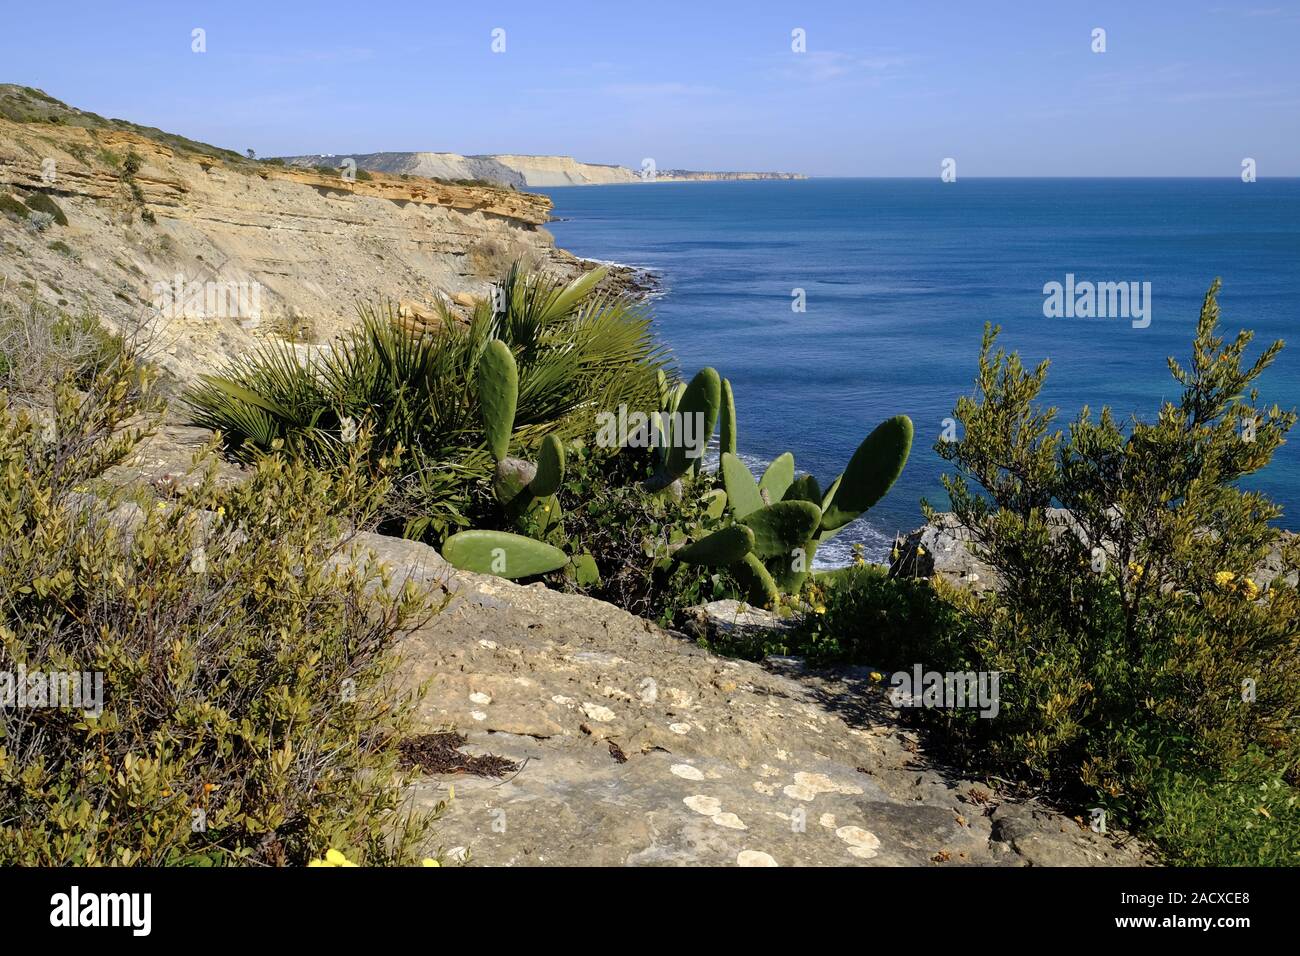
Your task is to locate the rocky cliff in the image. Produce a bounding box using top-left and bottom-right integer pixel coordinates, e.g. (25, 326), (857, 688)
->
(0, 85), (603, 385)
(280, 150), (806, 188)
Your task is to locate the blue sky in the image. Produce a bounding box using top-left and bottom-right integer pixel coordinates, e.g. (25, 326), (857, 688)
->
(3, 0), (1298, 176)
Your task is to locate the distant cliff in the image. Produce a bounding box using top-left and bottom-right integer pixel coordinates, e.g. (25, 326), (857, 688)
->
(278, 151), (806, 188)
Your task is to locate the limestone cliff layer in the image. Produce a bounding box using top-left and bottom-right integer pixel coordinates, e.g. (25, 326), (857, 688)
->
(0, 107), (589, 385)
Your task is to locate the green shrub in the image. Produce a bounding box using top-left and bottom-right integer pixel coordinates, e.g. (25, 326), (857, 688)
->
(23, 191), (67, 226)
(0, 193), (28, 220)
(833, 279), (1300, 864)
(0, 336), (443, 866)
(554, 441), (735, 625)
(0, 297), (126, 397)
(185, 263), (665, 543)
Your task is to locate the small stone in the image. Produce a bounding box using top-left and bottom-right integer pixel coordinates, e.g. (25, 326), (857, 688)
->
(581, 702), (616, 722)
(469, 691), (492, 705)
(683, 795), (722, 816)
(669, 722), (691, 735)
(711, 812), (747, 830)
(671, 764), (705, 781)
(835, 826), (881, 860)
(469, 710), (487, 721)
(737, 850), (778, 867)
(637, 677), (659, 703)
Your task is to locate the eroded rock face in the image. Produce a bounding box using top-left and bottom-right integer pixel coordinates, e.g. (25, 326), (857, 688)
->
(353, 532), (1148, 867)
(0, 114), (585, 386)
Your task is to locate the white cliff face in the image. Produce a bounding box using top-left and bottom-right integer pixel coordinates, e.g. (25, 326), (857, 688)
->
(489, 155), (640, 186)
(281, 151), (805, 187)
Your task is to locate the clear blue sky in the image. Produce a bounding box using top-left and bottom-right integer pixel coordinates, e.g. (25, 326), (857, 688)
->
(4, 0), (1298, 176)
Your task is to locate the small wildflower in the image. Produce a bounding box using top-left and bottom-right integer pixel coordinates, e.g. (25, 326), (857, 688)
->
(1214, 570), (1236, 587)
(339, 416), (357, 444)
(917, 546), (926, 556)
(814, 605), (826, 615)
(1241, 578), (1261, 600)
(1128, 562), (1144, 580)
(869, 671), (883, 682)
(421, 858), (441, 867)
(309, 848), (360, 867)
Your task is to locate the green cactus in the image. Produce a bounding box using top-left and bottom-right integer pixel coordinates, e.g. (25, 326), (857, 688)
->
(442, 529), (569, 578)
(758, 452), (795, 503)
(719, 377), (737, 457)
(531, 434), (566, 497)
(783, 473), (821, 504)
(740, 500), (822, 559)
(819, 415), (913, 531)
(662, 366), (721, 482)
(702, 488), (728, 519)
(478, 339), (517, 463)
(720, 452), (763, 518)
(731, 552), (781, 608)
(675, 524), (756, 567)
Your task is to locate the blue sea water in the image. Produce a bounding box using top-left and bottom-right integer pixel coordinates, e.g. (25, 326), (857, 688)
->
(541, 179), (1300, 565)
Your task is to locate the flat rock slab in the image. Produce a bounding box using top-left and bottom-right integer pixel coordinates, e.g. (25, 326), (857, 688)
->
(359, 533), (1148, 867)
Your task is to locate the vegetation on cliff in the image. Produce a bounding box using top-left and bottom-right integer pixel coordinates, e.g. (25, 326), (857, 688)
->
(0, 296), (442, 865)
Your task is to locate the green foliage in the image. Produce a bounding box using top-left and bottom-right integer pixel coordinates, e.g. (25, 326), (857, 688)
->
(478, 338), (518, 462)
(0, 331), (440, 866)
(185, 262), (665, 544)
(811, 280), (1300, 866)
(0, 193), (28, 220)
(23, 191), (67, 226)
(719, 377), (737, 457)
(441, 528), (570, 579)
(675, 524), (755, 566)
(554, 442), (736, 625)
(0, 296), (127, 398)
(661, 366), (720, 481)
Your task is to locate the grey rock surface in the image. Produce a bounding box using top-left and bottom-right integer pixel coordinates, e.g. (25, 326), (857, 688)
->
(354, 532), (1148, 867)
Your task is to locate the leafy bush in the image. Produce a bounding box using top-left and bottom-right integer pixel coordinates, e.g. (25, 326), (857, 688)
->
(554, 441), (736, 625)
(0, 328), (443, 865)
(185, 264), (665, 542)
(24, 211), (54, 233)
(23, 191), (67, 226)
(0, 193), (27, 220)
(816, 280), (1300, 864)
(0, 296), (127, 398)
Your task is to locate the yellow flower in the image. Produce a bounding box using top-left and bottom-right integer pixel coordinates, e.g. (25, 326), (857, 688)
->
(309, 848), (360, 867)
(1127, 562), (1144, 580)
(1241, 578), (1261, 600)
(869, 671), (883, 682)
(421, 858), (441, 867)
(1214, 571), (1236, 587)
(917, 546), (927, 556)
(216, 506), (225, 517)
(814, 605), (826, 615)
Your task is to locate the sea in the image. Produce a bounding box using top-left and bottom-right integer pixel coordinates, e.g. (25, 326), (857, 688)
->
(541, 178), (1300, 566)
